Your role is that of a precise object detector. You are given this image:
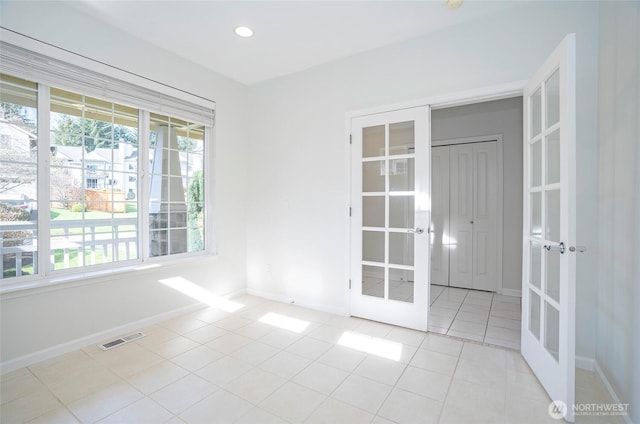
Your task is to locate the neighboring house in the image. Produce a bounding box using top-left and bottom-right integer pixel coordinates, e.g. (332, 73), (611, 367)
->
(0, 120), (36, 201)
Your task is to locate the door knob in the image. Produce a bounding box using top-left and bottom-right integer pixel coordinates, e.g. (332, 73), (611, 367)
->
(544, 242), (565, 254)
(407, 227), (424, 234)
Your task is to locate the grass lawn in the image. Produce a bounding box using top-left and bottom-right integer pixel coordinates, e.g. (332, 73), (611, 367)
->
(50, 204), (137, 236)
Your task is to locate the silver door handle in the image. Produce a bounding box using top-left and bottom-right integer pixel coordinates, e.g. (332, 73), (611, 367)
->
(569, 245), (586, 253)
(407, 227), (424, 234)
(544, 242), (565, 254)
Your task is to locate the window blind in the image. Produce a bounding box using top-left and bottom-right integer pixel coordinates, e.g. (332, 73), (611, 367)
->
(0, 41), (215, 127)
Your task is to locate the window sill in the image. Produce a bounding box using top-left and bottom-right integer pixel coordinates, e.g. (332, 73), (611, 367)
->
(0, 252), (217, 300)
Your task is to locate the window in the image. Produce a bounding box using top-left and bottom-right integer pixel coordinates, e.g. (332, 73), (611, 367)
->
(0, 75), (38, 279)
(149, 114), (205, 257)
(0, 41), (213, 288)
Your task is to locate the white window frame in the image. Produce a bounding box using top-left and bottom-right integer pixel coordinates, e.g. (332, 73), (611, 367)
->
(0, 30), (216, 293)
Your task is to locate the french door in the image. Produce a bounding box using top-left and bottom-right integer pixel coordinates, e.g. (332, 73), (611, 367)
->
(522, 34), (577, 422)
(350, 106), (430, 331)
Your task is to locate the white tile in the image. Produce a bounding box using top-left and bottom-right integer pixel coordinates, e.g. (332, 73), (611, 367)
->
(455, 310), (489, 322)
(318, 345), (366, 372)
(135, 326), (179, 349)
(127, 360), (189, 395)
(195, 356), (253, 387)
(353, 356), (407, 386)
(420, 334), (463, 357)
(331, 374), (392, 414)
(190, 307), (230, 324)
(234, 407), (287, 424)
(449, 319), (486, 335)
(180, 389), (252, 424)
(385, 327), (426, 347)
(258, 350), (312, 379)
(378, 387), (442, 424)
(463, 296), (493, 307)
(259, 328), (302, 349)
(506, 368), (550, 403)
(212, 316), (253, 332)
(432, 299), (462, 311)
(44, 363), (122, 404)
(102, 348), (165, 380)
(205, 333), (252, 355)
(285, 336), (332, 360)
(26, 407), (80, 424)
(171, 345), (224, 372)
(183, 324), (228, 344)
(486, 325), (520, 343)
(292, 362), (349, 395)
(490, 308), (521, 320)
(428, 315), (453, 329)
(260, 382), (326, 423)
(149, 336), (201, 359)
(234, 322), (275, 340)
(324, 316), (362, 330)
(305, 397), (374, 424)
(159, 316), (208, 335)
(67, 381), (143, 423)
(446, 330), (484, 342)
(505, 396), (560, 424)
(427, 325), (448, 335)
(354, 320), (394, 338)
(1, 369), (47, 404)
(484, 336), (521, 350)
(150, 374), (217, 415)
(458, 303), (491, 315)
(454, 357), (506, 391)
(396, 365), (452, 401)
(0, 388), (62, 423)
(429, 307), (458, 319)
(410, 348), (458, 376)
(439, 379), (505, 424)
(225, 368), (286, 404)
(97, 397), (173, 423)
(493, 294), (521, 304)
(460, 342), (507, 368)
(307, 324), (345, 343)
(230, 341), (280, 365)
(488, 315), (521, 330)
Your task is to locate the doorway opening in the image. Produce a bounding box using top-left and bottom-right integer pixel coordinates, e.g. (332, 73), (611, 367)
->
(428, 97), (523, 350)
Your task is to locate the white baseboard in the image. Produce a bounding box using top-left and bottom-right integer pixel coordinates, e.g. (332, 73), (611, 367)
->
(593, 360), (634, 424)
(246, 287), (348, 317)
(0, 302), (206, 375)
(575, 355), (595, 371)
(500, 288), (522, 298)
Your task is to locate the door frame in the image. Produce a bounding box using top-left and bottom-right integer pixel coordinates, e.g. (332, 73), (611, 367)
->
(430, 135), (504, 295)
(346, 80), (524, 313)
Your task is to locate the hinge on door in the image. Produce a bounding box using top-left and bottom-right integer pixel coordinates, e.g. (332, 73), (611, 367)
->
(349, 279), (352, 289)
(349, 207), (352, 217)
(349, 134), (352, 145)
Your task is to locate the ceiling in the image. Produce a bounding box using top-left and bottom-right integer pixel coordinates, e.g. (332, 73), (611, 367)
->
(72, 1), (522, 86)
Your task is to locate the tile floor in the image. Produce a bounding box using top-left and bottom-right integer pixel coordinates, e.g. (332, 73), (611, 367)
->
(1, 295), (624, 423)
(428, 285), (521, 350)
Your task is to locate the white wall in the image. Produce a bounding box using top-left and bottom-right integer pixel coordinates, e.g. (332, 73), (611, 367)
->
(0, 2), (249, 367)
(246, 1), (599, 359)
(596, 2), (640, 422)
(431, 97), (523, 293)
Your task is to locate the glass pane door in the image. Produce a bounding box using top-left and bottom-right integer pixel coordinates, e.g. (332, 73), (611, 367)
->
(521, 34), (576, 422)
(351, 106), (430, 331)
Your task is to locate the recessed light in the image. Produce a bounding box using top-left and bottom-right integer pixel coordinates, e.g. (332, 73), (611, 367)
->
(234, 26), (254, 38)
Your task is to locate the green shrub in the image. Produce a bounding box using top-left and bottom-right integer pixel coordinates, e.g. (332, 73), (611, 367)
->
(71, 203), (85, 213)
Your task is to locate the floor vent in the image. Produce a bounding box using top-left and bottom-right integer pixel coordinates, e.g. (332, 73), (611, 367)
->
(98, 332), (146, 351)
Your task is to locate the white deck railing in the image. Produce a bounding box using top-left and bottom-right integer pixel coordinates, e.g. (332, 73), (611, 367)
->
(0, 218), (138, 278)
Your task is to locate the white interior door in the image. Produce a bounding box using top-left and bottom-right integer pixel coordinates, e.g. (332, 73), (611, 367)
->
(449, 144), (473, 289)
(350, 106), (430, 331)
(430, 146), (450, 286)
(522, 34), (577, 422)
(472, 141), (498, 292)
